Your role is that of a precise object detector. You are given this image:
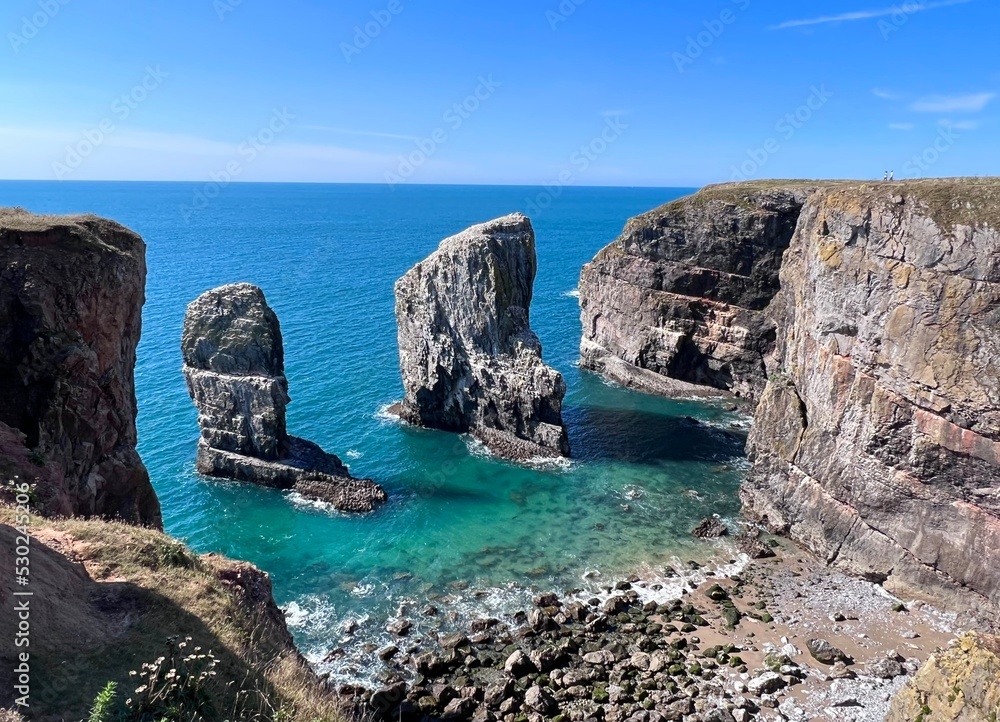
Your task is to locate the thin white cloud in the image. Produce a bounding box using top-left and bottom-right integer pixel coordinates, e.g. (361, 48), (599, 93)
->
(910, 92), (995, 112)
(889, 122), (914, 130)
(873, 88), (899, 100)
(939, 119), (980, 130)
(301, 125), (419, 142)
(772, 0), (975, 30)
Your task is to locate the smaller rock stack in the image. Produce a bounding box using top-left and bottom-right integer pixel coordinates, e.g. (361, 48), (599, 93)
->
(182, 283), (386, 512)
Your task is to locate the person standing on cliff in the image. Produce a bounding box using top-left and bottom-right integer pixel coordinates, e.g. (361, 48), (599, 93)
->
(890, 170), (894, 181)
(884, 171), (888, 182)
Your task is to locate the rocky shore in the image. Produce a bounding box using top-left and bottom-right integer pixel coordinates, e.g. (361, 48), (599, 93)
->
(340, 535), (976, 722)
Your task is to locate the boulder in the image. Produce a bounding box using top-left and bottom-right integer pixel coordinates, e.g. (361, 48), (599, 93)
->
(393, 214), (569, 460)
(692, 516), (729, 539)
(806, 638), (851, 666)
(887, 633), (1000, 722)
(182, 283), (386, 512)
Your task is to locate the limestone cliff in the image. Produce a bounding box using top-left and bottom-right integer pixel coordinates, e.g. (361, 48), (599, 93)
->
(394, 214), (570, 460)
(182, 283), (386, 512)
(580, 179), (1000, 618)
(887, 633), (1000, 722)
(578, 184), (816, 401)
(743, 180), (1000, 619)
(0, 208), (160, 527)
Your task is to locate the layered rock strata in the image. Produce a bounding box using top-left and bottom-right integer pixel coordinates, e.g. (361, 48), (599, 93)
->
(743, 180), (1000, 618)
(579, 183), (817, 401)
(182, 283), (386, 512)
(0, 208), (160, 526)
(394, 214), (570, 459)
(580, 179), (1000, 618)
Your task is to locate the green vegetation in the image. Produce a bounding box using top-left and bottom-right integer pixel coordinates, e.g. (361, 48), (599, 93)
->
(0, 508), (347, 722)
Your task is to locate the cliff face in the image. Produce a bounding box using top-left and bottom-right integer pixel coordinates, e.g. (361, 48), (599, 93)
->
(743, 181), (1000, 617)
(580, 180), (1000, 618)
(578, 185), (814, 400)
(394, 214), (570, 460)
(887, 633), (1000, 722)
(182, 283), (387, 512)
(0, 208), (160, 527)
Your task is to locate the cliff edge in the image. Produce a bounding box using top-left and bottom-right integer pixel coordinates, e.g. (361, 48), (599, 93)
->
(744, 179), (1000, 620)
(0, 208), (160, 526)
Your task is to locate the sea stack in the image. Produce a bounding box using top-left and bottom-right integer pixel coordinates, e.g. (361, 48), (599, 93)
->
(182, 283), (386, 512)
(393, 213), (570, 460)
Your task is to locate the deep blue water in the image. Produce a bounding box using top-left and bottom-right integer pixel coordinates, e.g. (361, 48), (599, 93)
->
(0, 181), (748, 682)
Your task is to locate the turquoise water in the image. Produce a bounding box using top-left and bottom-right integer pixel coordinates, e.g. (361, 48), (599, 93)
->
(0, 181), (748, 682)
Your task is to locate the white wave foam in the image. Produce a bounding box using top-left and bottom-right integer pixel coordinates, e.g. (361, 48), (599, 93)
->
(285, 491), (350, 517)
(375, 403), (403, 424)
(562, 288), (581, 298)
(345, 449), (363, 459)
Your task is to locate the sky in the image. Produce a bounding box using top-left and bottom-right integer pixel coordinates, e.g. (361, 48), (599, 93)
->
(0, 0), (997, 186)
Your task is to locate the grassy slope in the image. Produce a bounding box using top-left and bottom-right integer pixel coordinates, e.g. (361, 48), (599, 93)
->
(0, 507), (346, 722)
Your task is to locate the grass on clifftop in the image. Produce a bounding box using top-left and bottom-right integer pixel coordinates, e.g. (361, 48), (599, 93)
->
(695, 177), (1000, 227)
(0, 506), (346, 722)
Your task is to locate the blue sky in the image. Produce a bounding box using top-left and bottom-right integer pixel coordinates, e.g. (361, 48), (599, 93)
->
(1, 0), (996, 186)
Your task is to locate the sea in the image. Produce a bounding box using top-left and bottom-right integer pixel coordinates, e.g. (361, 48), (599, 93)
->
(0, 181), (749, 684)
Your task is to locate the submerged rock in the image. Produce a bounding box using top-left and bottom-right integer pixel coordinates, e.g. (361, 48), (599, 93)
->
(182, 283), (386, 512)
(692, 516), (729, 539)
(393, 213), (570, 460)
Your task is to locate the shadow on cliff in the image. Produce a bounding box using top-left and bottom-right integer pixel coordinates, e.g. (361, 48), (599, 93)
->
(564, 405), (747, 466)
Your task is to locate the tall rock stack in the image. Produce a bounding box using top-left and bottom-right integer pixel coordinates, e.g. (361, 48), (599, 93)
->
(182, 283), (387, 512)
(394, 213), (570, 460)
(0, 208), (160, 527)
